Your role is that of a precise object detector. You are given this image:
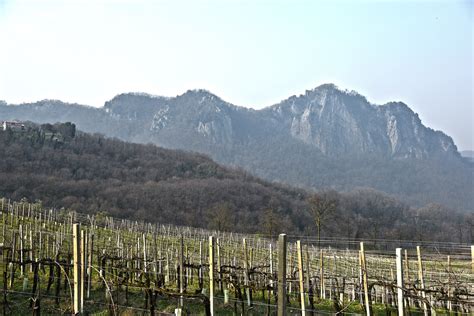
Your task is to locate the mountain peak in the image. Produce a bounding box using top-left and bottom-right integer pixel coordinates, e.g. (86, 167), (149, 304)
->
(103, 92), (169, 120)
(108, 92), (168, 102)
(286, 84), (368, 105)
(314, 83), (339, 91)
(301, 83), (339, 97)
(181, 89), (222, 102)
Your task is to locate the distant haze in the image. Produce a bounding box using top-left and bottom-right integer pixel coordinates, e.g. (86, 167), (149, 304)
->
(0, 0), (472, 149)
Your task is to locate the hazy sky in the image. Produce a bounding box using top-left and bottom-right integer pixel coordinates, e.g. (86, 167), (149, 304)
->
(0, 0), (472, 149)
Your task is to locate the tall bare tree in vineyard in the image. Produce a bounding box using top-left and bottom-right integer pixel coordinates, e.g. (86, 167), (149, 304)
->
(307, 191), (338, 248)
(262, 208), (281, 237)
(208, 202), (233, 231)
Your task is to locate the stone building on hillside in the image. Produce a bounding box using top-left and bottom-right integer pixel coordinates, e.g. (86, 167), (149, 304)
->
(2, 121), (25, 131)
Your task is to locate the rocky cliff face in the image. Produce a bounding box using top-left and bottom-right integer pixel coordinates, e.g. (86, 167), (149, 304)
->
(266, 84), (458, 158)
(0, 84), (471, 210)
(161, 90), (236, 145)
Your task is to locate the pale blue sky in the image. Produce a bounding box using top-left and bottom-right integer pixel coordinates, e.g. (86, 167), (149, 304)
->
(0, 0), (472, 149)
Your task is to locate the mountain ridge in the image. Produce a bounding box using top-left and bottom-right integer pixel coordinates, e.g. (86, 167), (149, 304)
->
(1, 84), (461, 157)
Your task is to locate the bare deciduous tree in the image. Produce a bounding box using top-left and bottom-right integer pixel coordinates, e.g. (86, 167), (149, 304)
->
(262, 208), (282, 237)
(307, 191), (338, 248)
(208, 202), (233, 232)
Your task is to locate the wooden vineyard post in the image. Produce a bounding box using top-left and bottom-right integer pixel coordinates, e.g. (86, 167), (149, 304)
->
(80, 229), (86, 313)
(288, 244), (292, 297)
(416, 246), (428, 316)
(217, 238), (228, 303)
(143, 233), (147, 273)
(217, 238), (222, 293)
(73, 223), (82, 315)
(209, 236), (215, 316)
(447, 255), (451, 312)
(471, 246), (474, 315)
(185, 241), (189, 289)
(29, 228), (33, 273)
(360, 242), (371, 316)
(396, 248), (404, 316)
(154, 233), (159, 281)
(199, 241), (203, 289)
(320, 249), (325, 299)
(404, 249), (411, 309)
(243, 238), (252, 307)
(269, 243), (274, 292)
(166, 250), (170, 285)
(87, 233), (94, 299)
(19, 224), (24, 277)
(179, 234), (184, 307)
(2, 212), (5, 246)
(304, 245), (310, 307)
(278, 234), (287, 316)
(297, 240), (306, 315)
(358, 250), (363, 305)
(471, 245), (474, 273)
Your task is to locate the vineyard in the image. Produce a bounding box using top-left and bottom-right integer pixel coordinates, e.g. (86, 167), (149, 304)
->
(0, 199), (473, 315)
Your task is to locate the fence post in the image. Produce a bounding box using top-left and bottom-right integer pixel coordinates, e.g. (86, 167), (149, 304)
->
(73, 223), (81, 315)
(404, 249), (411, 309)
(19, 224), (24, 277)
(166, 250), (170, 285)
(217, 238), (228, 303)
(179, 234), (184, 307)
(304, 245), (310, 306)
(269, 243), (274, 293)
(199, 241), (203, 289)
(396, 248), (404, 316)
(471, 245), (474, 273)
(243, 238), (252, 307)
(80, 229), (86, 313)
(209, 236), (215, 316)
(297, 240), (306, 315)
(416, 246), (428, 316)
(447, 255), (452, 312)
(278, 234), (287, 316)
(217, 238), (222, 293)
(360, 242), (371, 316)
(29, 228), (33, 273)
(320, 249), (325, 299)
(87, 233), (94, 299)
(143, 233), (147, 273)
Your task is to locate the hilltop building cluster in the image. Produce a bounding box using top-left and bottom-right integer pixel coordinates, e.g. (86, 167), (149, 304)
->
(2, 120), (25, 131)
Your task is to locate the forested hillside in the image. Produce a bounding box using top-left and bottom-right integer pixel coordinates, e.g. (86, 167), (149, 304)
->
(1, 85), (472, 211)
(0, 123), (472, 242)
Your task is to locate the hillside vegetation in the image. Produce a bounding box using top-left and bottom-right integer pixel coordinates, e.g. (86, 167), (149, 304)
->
(1, 85), (472, 211)
(0, 123), (472, 242)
